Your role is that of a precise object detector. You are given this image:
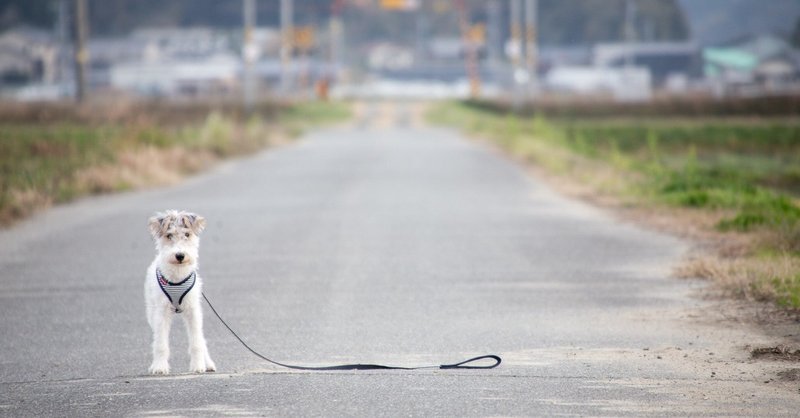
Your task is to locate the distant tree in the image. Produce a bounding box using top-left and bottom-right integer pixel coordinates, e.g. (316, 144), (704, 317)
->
(0, 0), (56, 32)
(0, 0), (321, 36)
(538, 0), (689, 45)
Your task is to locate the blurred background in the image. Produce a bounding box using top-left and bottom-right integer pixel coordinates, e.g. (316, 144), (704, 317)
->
(0, 0), (799, 337)
(1, 0), (800, 102)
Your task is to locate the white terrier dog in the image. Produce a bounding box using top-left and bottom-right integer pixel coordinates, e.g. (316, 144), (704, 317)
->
(145, 210), (216, 375)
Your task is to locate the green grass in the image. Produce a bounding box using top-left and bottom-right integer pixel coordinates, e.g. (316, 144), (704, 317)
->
(773, 273), (800, 308)
(281, 100), (353, 138)
(0, 100), (352, 225)
(428, 100), (800, 309)
(556, 120), (800, 251)
(0, 124), (121, 208)
(283, 100), (352, 124)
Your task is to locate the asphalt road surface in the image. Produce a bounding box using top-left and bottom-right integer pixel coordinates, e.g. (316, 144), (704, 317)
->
(1, 103), (798, 416)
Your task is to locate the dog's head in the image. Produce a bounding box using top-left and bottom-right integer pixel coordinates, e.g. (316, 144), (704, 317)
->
(148, 210), (206, 267)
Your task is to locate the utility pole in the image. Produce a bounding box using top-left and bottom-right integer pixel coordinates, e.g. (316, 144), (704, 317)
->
(457, 0), (480, 98)
(243, 0), (256, 112)
(509, 0), (522, 110)
(509, 0), (522, 71)
(414, 3), (427, 66)
(57, 0), (69, 85)
(325, 0), (344, 101)
(73, 0), (88, 103)
(486, 0), (502, 68)
(280, 0), (293, 93)
(624, 0), (637, 70)
(524, 0), (537, 98)
(330, 0), (344, 68)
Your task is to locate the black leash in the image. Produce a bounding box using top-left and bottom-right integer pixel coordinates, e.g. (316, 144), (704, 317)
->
(202, 292), (502, 371)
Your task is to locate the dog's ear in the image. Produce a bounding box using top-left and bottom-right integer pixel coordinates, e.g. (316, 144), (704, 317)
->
(147, 212), (170, 239)
(181, 212), (207, 235)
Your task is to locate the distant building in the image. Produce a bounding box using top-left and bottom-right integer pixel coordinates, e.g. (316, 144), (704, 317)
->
(129, 28), (231, 60)
(428, 38), (463, 61)
(87, 38), (147, 88)
(540, 43), (690, 100)
(110, 54), (239, 97)
(593, 42), (701, 88)
(0, 26), (59, 87)
(367, 43), (414, 71)
(703, 34), (800, 94)
(544, 66), (652, 101)
(538, 45), (592, 74)
(427, 36), (486, 62)
(89, 28), (239, 97)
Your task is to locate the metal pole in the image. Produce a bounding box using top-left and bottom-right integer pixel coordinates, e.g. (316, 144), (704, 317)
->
(73, 0), (88, 103)
(280, 0), (293, 93)
(414, 4), (427, 65)
(624, 0), (636, 70)
(243, 0), (256, 112)
(510, 0), (522, 111)
(486, 0), (501, 68)
(510, 0), (521, 70)
(457, 0), (480, 98)
(57, 0), (69, 85)
(330, 13), (342, 67)
(329, 0), (344, 96)
(524, 0), (537, 98)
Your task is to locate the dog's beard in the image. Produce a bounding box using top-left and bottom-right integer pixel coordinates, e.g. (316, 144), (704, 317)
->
(158, 256), (197, 281)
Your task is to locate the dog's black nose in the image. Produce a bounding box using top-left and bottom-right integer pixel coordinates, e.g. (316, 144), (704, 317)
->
(175, 253), (185, 262)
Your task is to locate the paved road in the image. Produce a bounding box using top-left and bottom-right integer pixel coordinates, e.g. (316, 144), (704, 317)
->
(1, 103), (798, 416)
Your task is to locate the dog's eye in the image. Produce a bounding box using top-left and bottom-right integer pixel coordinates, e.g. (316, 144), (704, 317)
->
(184, 232), (191, 238)
(166, 233), (173, 240)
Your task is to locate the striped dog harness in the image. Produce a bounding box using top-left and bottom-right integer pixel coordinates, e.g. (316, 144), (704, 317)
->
(156, 269), (196, 313)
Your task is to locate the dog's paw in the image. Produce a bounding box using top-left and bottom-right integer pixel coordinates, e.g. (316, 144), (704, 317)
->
(205, 359), (216, 373)
(190, 359), (208, 374)
(149, 361), (170, 375)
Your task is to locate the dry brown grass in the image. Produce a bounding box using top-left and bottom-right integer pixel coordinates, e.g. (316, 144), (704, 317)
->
(73, 146), (217, 194)
(0, 99), (285, 126)
(0, 145), (222, 226)
(0, 189), (51, 224)
(676, 254), (800, 304)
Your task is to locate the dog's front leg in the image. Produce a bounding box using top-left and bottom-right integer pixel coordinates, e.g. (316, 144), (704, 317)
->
(148, 307), (173, 375)
(183, 305), (216, 373)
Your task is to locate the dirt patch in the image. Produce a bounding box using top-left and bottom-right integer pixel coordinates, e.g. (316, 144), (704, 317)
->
(777, 368), (800, 381)
(751, 345), (800, 361)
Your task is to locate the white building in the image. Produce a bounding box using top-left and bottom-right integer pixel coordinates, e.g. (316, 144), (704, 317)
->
(593, 41), (700, 87)
(111, 54), (239, 96)
(544, 66), (651, 101)
(0, 26), (59, 86)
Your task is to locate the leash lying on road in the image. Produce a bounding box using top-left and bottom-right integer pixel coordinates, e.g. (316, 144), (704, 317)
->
(202, 292), (502, 371)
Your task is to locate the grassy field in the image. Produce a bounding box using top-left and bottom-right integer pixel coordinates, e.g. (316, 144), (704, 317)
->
(428, 100), (800, 310)
(0, 100), (351, 225)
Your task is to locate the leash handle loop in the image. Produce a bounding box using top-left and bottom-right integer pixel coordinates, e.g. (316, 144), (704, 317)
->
(439, 354), (502, 369)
